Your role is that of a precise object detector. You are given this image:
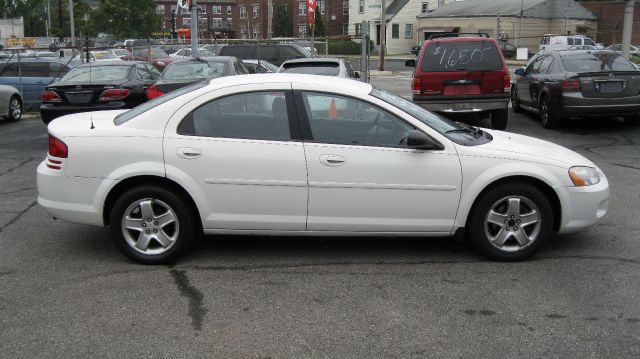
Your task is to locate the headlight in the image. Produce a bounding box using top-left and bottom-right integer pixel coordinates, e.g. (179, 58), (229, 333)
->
(569, 166), (600, 186)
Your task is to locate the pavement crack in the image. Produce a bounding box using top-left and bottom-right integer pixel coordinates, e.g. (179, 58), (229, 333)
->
(0, 201), (37, 235)
(170, 269), (207, 332)
(0, 187), (35, 195)
(0, 158), (37, 178)
(599, 161), (640, 171)
(534, 254), (640, 265)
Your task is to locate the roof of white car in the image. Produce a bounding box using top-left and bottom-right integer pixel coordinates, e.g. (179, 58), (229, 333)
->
(206, 73), (373, 94)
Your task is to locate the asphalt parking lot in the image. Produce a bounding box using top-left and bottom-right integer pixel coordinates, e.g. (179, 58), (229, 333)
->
(1, 75), (639, 357)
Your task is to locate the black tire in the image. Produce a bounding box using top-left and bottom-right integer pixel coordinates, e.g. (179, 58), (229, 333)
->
(490, 109), (508, 130)
(41, 113), (53, 125)
(467, 182), (554, 261)
(510, 86), (522, 113)
(539, 96), (559, 129)
(623, 114), (640, 126)
(7, 95), (22, 122)
(109, 185), (196, 264)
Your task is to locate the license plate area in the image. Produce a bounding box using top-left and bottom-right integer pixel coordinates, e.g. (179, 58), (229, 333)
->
(65, 91), (94, 104)
(596, 81), (625, 93)
(443, 84), (481, 96)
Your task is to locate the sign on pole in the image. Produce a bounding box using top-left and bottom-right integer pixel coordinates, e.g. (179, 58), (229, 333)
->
(177, 0), (191, 11)
(307, 0), (316, 27)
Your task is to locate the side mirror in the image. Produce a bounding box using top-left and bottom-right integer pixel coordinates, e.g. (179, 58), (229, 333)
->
(515, 68), (526, 76)
(407, 130), (443, 150)
(353, 71), (360, 79)
(405, 59), (416, 67)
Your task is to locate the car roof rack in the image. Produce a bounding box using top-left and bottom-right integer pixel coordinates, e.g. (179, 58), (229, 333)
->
(428, 32), (491, 40)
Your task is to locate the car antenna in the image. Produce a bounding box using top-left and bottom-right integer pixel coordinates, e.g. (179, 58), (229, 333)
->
(90, 114), (95, 129)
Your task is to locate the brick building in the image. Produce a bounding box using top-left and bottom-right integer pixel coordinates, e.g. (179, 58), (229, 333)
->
(234, 0), (350, 39)
(154, 0), (238, 39)
(579, 1), (640, 45)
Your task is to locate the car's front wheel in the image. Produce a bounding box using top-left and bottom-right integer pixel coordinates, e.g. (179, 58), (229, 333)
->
(7, 95), (22, 122)
(468, 182), (553, 261)
(109, 186), (195, 264)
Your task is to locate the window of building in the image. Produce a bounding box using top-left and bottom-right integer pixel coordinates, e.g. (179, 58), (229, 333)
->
(213, 18), (224, 28)
(343, 0), (349, 15)
(227, 5), (232, 14)
(355, 23), (362, 35)
(298, 24), (307, 37)
(182, 17), (191, 26)
(438, 0), (445, 6)
(156, 5), (165, 15)
(405, 24), (413, 38)
(392, 24), (399, 39)
(298, 1), (306, 15)
(421, 2), (428, 13)
(342, 23), (349, 35)
(200, 5), (208, 14)
(318, 0), (325, 14)
(359, 0), (364, 13)
(253, 5), (259, 18)
(171, 5), (177, 14)
(253, 25), (260, 38)
(240, 6), (247, 19)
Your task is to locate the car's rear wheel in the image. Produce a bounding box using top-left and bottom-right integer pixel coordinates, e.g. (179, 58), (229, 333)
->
(7, 95), (22, 122)
(623, 114), (640, 126)
(510, 86), (521, 113)
(110, 186), (195, 264)
(490, 109), (508, 130)
(539, 96), (559, 129)
(468, 182), (553, 261)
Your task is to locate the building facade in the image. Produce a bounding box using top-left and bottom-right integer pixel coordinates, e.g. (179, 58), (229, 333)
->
(579, 1), (640, 45)
(155, 0), (238, 39)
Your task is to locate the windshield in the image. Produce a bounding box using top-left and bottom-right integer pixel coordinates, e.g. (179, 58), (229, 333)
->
(422, 41), (502, 72)
(371, 88), (489, 144)
(59, 65), (131, 83)
(162, 61), (227, 80)
(280, 62), (340, 76)
(132, 49), (169, 59)
(115, 82), (208, 125)
(560, 51), (636, 72)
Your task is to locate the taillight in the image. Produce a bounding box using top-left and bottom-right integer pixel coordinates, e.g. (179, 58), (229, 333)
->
(146, 84), (165, 99)
(503, 74), (511, 93)
(562, 79), (581, 91)
(48, 135), (68, 158)
(41, 90), (62, 103)
(412, 77), (422, 95)
(98, 88), (130, 102)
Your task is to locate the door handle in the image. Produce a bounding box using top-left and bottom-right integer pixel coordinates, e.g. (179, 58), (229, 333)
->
(177, 147), (202, 159)
(319, 154), (346, 167)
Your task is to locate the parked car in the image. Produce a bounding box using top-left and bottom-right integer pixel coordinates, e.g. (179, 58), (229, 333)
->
(511, 50), (640, 128)
(605, 44), (640, 56)
(242, 59), (279, 73)
(0, 58), (70, 109)
(218, 43), (311, 66)
(204, 44), (224, 55)
(0, 84), (23, 122)
(169, 48), (215, 58)
(406, 34), (510, 129)
(146, 56), (248, 99)
(39, 61), (161, 124)
(277, 58), (360, 79)
(110, 48), (130, 59)
(569, 45), (598, 50)
(70, 50), (124, 64)
(539, 35), (598, 52)
(121, 48), (173, 71)
(37, 74), (610, 264)
(497, 42), (534, 59)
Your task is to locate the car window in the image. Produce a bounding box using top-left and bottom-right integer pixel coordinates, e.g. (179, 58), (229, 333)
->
(279, 46), (304, 61)
(301, 92), (414, 147)
(143, 63), (161, 79)
(232, 59), (249, 74)
(584, 38), (594, 46)
(539, 56), (554, 73)
(281, 62), (340, 76)
(19, 62), (50, 77)
(575, 38), (582, 45)
(0, 62), (19, 77)
(49, 62), (69, 78)
(60, 65), (132, 83)
(567, 37), (574, 45)
(220, 46), (252, 59)
(178, 91), (292, 141)
(344, 61), (355, 77)
(526, 56), (545, 73)
(560, 52), (636, 72)
(135, 65), (153, 81)
(421, 41), (502, 72)
(163, 61), (227, 80)
(257, 46), (277, 60)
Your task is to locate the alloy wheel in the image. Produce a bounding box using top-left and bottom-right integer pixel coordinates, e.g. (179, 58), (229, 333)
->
(121, 198), (180, 255)
(483, 196), (542, 252)
(9, 97), (21, 120)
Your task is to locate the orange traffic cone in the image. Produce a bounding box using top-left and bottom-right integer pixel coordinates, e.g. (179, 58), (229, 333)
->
(329, 98), (337, 119)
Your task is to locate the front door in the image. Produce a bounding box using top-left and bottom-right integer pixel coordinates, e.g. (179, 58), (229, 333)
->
(163, 85), (308, 231)
(294, 90), (462, 233)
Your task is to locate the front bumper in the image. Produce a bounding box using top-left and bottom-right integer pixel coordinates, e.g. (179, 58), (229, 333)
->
(412, 95), (510, 113)
(556, 169), (610, 234)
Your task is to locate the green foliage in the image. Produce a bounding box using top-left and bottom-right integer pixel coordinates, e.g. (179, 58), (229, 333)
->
(630, 54), (640, 64)
(94, 0), (162, 39)
(312, 7), (325, 37)
(273, 3), (291, 37)
(328, 39), (362, 55)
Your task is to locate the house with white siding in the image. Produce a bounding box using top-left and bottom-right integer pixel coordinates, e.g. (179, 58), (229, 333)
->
(348, 0), (453, 55)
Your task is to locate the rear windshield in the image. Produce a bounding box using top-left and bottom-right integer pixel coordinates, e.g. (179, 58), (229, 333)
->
(132, 49), (169, 59)
(219, 46), (252, 58)
(162, 61), (227, 80)
(114, 82), (208, 125)
(59, 65), (131, 83)
(421, 41), (502, 72)
(560, 52), (636, 72)
(280, 62), (339, 76)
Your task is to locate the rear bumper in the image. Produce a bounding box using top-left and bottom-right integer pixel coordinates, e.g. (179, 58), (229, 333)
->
(556, 93), (640, 118)
(412, 95), (510, 113)
(40, 102), (128, 123)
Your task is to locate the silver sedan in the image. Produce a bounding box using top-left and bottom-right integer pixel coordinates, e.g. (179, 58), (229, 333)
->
(0, 85), (22, 122)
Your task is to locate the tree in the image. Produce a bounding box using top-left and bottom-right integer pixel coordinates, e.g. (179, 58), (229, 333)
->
(313, 6), (325, 37)
(273, 3), (291, 37)
(94, 0), (162, 39)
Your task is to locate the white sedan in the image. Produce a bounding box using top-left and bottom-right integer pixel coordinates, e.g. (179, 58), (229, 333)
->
(37, 74), (609, 264)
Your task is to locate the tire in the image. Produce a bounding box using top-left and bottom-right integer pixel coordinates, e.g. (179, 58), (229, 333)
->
(490, 109), (508, 130)
(623, 114), (640, 126)
(7, 95), (22, 122)
(539, 96), (559, 129)
(467, 182), (554, 261)
(510, 86), (522, 113)
(109, 185), (196, 264)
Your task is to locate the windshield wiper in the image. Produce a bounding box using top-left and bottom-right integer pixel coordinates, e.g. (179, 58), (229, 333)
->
(446, 123), (483, 138)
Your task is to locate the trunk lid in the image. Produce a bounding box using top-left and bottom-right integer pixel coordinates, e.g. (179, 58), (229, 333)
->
(47, 81), (129, 105)
(577, 71), (640, 98)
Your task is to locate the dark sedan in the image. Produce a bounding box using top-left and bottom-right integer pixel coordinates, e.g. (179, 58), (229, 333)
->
(39, 61), (161, 124)
(121, 48), (174, 71)
(511, 50), (640, 128)
(146, 56), (249, 99)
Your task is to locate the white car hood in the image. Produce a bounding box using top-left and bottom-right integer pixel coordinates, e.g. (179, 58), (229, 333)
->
(470, 130), (595, 168)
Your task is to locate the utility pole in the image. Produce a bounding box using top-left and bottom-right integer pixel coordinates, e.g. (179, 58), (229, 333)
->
(379, 0), (385, 71)
(267, 0), (273, 39)
(69, 0), (75, 47)
(46, 0), (51, 38)
(518, 0), (524, 47)
(58, 0), (63, 43)
(622, 0), (635, 58)
(191, 0), (198, 57)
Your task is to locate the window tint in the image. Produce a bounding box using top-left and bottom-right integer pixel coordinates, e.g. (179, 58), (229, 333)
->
(526, 56), (545, 73)
(163, 61), (227, 80)
(0, 63), (19, 77)
(232, 59), (249, 74)
(279, 46), (303, 60)
(539, 56), (553, 73)
(567, 38), (574, 45)
(560, 52), (636, 72)
(60, 65), (131, 83)
(143, 63), (161, 79)
(20, 62), (49, 77)
(257, 46), (276, 60)
(422, 41), (502, 72)
(302, 92), (414, 147)
(179, 91), (291, 141)
(220, 46), (253, 58)
(135, 65), (153, 81)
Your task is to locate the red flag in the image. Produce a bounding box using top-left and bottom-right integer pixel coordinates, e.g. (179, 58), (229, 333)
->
(307, 0), (316, 27)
